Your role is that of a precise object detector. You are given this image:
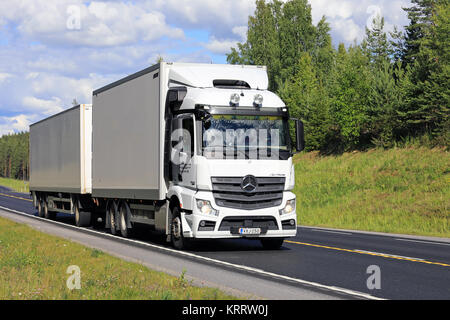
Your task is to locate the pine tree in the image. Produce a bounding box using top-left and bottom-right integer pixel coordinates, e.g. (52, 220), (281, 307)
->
(329, 44), (371, 150)
(399, 0), (449, 140)
(227, 0), (324, 92)
(402, 0), (435, 65)
(227, 0), (282, 90)
(363, 14), (391, 68)
(279, 53), (331, 150)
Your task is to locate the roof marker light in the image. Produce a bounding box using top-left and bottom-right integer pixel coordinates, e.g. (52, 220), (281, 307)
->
(230, 93), (240, 106)
(254, 94), (264, 106)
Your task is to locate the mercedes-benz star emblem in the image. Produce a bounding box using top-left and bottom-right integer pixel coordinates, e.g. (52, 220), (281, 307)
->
(241, 175), (258, 193)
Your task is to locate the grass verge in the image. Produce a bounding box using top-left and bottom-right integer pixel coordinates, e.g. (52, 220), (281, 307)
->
(0, 216), (237, 300)
(293, 146), (449, 238)
(0, 177), (29, 193)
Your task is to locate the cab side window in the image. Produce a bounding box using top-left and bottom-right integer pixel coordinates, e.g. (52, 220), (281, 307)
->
(182, 117), (194, 157)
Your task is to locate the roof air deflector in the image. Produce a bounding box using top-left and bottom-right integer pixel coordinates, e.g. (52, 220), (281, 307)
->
(213, 79), (251, 89)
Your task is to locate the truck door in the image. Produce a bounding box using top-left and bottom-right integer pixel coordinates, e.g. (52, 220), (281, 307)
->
(171, 114), (196, 189)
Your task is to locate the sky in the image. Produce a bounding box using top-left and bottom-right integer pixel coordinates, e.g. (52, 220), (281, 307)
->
(0, 0), (412, 136)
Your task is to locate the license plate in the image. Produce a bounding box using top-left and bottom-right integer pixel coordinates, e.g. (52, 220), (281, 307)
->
(239, 228), (261, 235)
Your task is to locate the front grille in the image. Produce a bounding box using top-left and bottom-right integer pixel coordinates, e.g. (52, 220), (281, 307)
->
(219, 216), (279, 231)
(212, 176), (285, 210)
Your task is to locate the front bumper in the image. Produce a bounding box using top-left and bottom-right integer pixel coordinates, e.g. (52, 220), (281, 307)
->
(181, 191), (297, 239)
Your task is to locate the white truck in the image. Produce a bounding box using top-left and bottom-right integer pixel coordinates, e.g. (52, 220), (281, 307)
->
(29, 62), (304, 250)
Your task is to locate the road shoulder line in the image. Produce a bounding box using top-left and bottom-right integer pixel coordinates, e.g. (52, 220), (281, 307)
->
(299, 225), (450, 244)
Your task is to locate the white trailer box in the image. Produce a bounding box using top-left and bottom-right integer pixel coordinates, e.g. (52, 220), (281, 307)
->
(29, 104), (92, 194)
(92, 64), (165, 200)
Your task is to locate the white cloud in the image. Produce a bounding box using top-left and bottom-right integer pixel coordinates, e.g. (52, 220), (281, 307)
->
(232, 26), (248, 42)
(204, 37), (240, 55)
(22, 96), (64, 115)
(0, 0), (185, 47)
(148, 0), (255, 38)
(310, 0), (411, 45)
(203, 25), (248, 55)
(0, 73), (14, 84)
(333, 18), (365, 43)
(0, 114), (36, 136)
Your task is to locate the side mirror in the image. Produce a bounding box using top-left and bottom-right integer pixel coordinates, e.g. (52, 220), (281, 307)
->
(295, 120), (305, 152)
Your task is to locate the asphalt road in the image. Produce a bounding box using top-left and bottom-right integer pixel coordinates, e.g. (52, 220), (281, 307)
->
(0, 186), (449, 300)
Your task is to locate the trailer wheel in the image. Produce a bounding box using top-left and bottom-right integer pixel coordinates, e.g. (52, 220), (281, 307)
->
(260, 238), (284, 250)
(171, 206), (190, 250)
(119, 202), (133, 238)
(74, 201), (91, 227)
(108, 202), (118, 235)
(37, 198), (45, 218)
(43, 200), (56, 220)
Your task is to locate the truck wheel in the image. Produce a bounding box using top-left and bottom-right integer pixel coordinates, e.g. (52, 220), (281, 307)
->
(171, 206), (190, 250)
(108, 203), (118, 235)
(119, 202), (133, 238)
(43, 200), (56, 220)
(37, 199), (45, 218)
(260, 238), (284, 250)
(74, 201), (91, 227)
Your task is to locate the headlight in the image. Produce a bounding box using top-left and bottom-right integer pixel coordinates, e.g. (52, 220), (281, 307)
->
(279, 199), (296, 215)
(196, 199), (219, 216)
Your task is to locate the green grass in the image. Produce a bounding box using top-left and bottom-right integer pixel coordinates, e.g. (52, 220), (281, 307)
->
(293, 146), (450, 237)
(0, 217), (237, 300)
(0, 177), (29, 193)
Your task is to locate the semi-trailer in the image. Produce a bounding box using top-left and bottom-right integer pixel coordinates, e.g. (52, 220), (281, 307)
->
(29, 62), (304, 250)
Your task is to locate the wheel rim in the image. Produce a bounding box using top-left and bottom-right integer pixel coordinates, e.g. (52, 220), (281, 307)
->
(172, 217), (181, 240)
(120, 208), (127, 231)
(75, 205), (79, 224)
(110, 207), (115, 229)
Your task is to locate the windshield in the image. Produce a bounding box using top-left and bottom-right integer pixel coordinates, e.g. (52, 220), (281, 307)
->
(202, 114), (291, 160)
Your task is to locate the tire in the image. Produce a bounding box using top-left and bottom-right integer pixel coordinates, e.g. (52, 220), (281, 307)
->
(43, 200), (56, 220)
(108, 202), (118, 235)
(171, 206), (190, 250)
(260, 238), (284, 250)
(37, 199), (45, 218)
(119, 202), (133, 238)
(74, 200), (91, 227)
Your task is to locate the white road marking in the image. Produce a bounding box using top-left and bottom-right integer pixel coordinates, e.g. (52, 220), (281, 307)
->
(311, 229), (353, 236)
(0, 205), (383, 300)
(395, 238), (450, 247)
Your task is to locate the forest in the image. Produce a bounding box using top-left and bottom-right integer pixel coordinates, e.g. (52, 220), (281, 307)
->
(0, 132), (29, 180)
(0, 0), (448, 181)
(227, 0), (449, 152)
